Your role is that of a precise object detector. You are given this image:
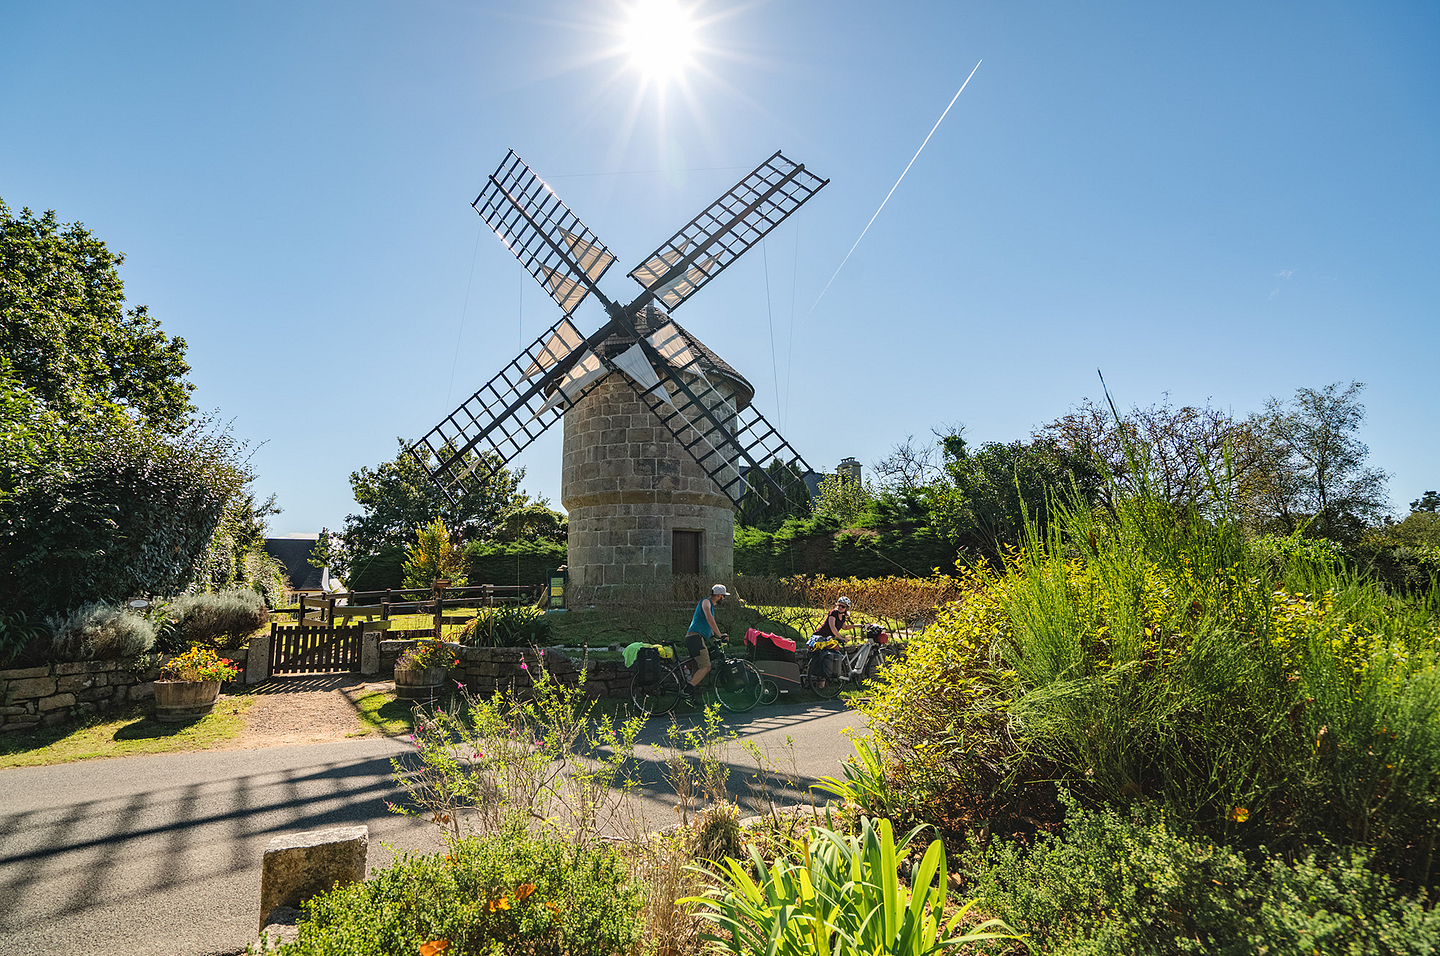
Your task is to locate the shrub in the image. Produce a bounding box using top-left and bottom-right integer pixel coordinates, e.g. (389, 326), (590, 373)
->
(859, 483), (1440, 875)
(242, 550), (288, 608)
(692, 802), (743, 864)
(402, 518), (467, 589)
(969, 799), (1440, 956)
(0, 415), (251, 618)
(0, 609), (48, 667)
(46, 603), (156, 661)
(345, 545), (406, 592)
(457, 604), (551, 648)
(164, 588), (268, 651)
(273, 827), (643, 956)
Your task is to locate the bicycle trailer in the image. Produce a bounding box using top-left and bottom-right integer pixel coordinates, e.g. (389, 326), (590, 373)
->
(746, 628), (801, 689)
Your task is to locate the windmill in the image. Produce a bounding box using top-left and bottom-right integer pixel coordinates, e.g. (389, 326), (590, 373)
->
(409, 150), (828, 599)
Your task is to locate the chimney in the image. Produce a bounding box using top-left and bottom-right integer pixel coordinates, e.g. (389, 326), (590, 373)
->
(837, 457), (862, 483)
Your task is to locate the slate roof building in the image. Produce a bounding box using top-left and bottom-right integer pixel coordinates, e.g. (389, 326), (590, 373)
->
(262, 536), (342, 598)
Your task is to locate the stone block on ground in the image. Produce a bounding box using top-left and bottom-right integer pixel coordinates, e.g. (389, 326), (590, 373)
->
(254, 905), (302, 952)
(259, 825), (369, 932)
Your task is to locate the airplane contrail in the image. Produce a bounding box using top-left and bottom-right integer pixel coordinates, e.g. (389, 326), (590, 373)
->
(799, 59), (982, 328)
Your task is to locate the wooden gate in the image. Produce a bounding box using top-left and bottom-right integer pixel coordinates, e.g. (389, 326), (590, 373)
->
(269, 623), (363, 675)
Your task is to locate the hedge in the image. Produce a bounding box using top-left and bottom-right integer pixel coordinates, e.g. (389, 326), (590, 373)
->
(734, 520), (959, 579)
(464, 540), (567, 589)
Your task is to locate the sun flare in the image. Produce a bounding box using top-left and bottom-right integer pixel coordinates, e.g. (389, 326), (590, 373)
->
(620, 0), (698, 83)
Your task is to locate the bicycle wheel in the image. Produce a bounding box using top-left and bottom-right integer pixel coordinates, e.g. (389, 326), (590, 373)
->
(759, 679), (779, 706)
(715, 659), (764, 713)
(806, 653), (844, 700)
(631, 665), (683, 716)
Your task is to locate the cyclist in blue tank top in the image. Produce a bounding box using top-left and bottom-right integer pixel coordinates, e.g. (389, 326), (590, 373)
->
(684, 584), (729, 699)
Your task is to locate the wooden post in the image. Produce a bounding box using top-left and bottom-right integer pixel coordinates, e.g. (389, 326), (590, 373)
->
(432, 580), (447, 639)
(381, 590), (391, 622)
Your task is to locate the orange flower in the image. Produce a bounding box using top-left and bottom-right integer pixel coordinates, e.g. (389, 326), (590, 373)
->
(488, 896), (511, 912)
(515, 883), (537, 901)
(420, 941), (450, 956)
(543, 901), (559, 915)
(1229, 807), (1250, 823)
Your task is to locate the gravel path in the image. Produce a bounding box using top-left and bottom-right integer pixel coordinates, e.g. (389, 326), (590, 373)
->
(219, 675), (399, 749)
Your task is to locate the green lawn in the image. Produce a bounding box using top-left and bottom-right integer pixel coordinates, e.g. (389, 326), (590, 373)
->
(0, 698), (255, 769)
(351, 690), (416, 735)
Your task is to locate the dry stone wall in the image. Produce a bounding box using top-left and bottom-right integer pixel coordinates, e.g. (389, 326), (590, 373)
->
(0, 659), (162, 734)
(380, 641), (634, 698)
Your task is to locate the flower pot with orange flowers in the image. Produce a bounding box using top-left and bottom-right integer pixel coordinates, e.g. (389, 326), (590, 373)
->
(154, 646), (241, 722)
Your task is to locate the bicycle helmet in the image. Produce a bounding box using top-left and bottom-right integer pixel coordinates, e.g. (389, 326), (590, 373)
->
(838, 596), (852, 607)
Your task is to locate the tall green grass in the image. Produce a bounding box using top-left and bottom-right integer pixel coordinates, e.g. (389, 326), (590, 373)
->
(864, 484), (1440, 880)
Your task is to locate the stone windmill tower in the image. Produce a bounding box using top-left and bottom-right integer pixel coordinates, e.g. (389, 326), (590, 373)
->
(409, 150), (827, 601)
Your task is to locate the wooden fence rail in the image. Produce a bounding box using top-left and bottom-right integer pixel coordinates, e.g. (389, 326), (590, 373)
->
(285, 583), (542, 638)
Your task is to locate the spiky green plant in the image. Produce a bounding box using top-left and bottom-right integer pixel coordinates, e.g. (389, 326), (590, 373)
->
(687, 816), (1016, 956)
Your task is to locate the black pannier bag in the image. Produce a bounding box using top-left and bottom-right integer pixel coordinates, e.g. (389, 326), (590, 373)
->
(822, 650), (844, 679)
(637, 646), (660, 684)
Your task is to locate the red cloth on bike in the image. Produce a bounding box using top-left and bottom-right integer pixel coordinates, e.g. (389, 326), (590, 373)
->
(745, 627), (796, 652)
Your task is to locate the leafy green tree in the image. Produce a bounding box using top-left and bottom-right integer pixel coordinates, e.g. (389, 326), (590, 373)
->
(402, 519), (468, 588)
(0, 201), (266, 620)
(1411, 491), (1440, 514)
(737, 459), (812, 529)
(811, 472), (876, 527)
(494, 501), (568, 544)
(1254, 382), (1390, 542)
(0, 414), (252, 616)
(1, 199), (193, 429)
(315, 440), (531, 583)
(931, 434), (1103, 557)
(1036, 397), (1272, 518)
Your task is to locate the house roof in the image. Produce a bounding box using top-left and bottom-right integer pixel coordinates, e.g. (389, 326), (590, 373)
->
(263, 537), (326, 591)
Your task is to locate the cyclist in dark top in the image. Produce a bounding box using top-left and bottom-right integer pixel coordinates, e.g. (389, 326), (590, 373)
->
(684, 584), (728, 699)
(811, 596), (853, 645)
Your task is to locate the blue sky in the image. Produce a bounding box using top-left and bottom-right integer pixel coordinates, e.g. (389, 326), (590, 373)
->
(3, 1), (1436, 534)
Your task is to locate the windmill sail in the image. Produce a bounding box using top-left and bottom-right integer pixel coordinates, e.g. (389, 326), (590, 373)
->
(627, 151), (828, 310)
(627, 330), (814, 511)
(474, 151), (617, 315)
(408, 316), (612, 502)
(610, 342), (673, 405)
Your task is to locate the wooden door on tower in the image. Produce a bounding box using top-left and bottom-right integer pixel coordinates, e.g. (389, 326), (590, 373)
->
(672, 530), (702, 575)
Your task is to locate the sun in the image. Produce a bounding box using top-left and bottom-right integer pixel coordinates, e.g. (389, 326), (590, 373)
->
(620, 0), (698, 83)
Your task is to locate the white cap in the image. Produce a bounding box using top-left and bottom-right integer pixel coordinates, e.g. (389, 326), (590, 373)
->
(712, 584), (730, 596)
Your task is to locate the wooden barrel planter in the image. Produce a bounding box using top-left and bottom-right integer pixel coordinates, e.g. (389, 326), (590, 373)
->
(153, 680), (222, 722)
(394, 666), (449, 703)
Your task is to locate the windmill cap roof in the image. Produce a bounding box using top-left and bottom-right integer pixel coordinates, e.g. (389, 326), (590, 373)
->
(600, 304), (755, 410)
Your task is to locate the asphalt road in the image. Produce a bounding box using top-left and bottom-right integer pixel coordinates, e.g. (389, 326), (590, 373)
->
(0, 700), (862, 956)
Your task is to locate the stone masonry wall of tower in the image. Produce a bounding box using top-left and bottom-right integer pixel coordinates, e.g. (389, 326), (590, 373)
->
(561, 373), (735, 598)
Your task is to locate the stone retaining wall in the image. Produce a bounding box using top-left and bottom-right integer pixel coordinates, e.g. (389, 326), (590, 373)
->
(0, 659), (163, 734)
(380, 642), (634, 698)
